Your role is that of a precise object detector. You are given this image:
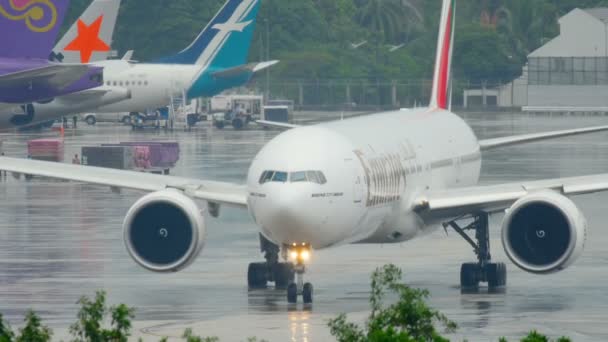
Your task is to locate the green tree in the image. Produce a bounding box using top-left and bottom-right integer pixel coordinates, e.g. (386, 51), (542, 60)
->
(354, 0), (422, 43)
(15, 311), (52, 342)
(328, 264), (456, 342)
(0, 314), (14, 342)
(70, 291), (135, 342)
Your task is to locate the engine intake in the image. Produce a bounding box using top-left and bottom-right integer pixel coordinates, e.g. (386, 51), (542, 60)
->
(501, 191), (586, 274)
(123, 190), (206, 272)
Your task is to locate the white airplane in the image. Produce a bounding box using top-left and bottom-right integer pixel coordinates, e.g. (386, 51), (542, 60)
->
(3, 0), (608, 304)
(388, 43), (405, 52)
(87, 0), (276, 115)
(0, 0), (127, 129)
(350, 40), (368, 49)
(1, 0), (274, 130)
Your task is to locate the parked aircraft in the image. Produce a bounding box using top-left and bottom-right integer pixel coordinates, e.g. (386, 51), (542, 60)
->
(0, 0), (126, 129)
(91, 0), (275, 114)
(0, 0), (274, 129)
(0, 0), (103, 104)
(3, 0), (608, 304)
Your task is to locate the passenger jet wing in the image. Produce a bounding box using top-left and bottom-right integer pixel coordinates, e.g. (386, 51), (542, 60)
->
(0, 157), (248, 208)
(413, 174), (608, 219)
(479, 125), (608, 151)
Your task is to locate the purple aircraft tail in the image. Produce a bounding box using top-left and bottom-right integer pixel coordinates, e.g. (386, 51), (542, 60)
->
(0, 0), (69, 59)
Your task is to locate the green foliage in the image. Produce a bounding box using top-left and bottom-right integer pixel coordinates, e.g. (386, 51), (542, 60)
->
(328, 264), (456, 342)
(69, 290), (135, 342)
(182, 328), (220, 342)
(499, 330), (573, 342)
(60, 0), (608, 83)
(15, 311), (52, 342)
(0, 314), (14, 342)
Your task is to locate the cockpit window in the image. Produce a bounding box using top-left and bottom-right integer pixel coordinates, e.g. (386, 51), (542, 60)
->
(306, 171), (320, 184)
(316, 171), (327, 184)
(290, 171), (307, 182)
(289, 171), (327, 184)
(260, 170), (327, 184)
(259, 171), (274, 184)
(272, 172), (288, 182)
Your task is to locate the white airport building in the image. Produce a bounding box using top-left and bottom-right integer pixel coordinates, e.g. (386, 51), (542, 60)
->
(465, 7), (608, 112)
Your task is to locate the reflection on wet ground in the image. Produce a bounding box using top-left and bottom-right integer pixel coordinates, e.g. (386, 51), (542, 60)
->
(1, 112), (608, 341)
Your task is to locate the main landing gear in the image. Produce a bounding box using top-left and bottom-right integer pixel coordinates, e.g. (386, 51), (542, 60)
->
(443, 212), (507, 294)
(248, 234), (295, 290)
(247, 235), (314, 304)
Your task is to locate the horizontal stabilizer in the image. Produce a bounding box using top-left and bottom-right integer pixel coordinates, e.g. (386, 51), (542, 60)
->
(479, 125), (608, 151)
(211, 60), (279, 79)
(57, 85), (131, 103)
(0, 64), (89, 89)
(256, 120), (298, 130)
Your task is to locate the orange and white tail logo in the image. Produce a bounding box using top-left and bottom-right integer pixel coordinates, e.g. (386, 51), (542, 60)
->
(429, 0), (456, 110)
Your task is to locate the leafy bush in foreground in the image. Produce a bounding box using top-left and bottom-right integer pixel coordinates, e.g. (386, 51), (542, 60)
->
(0, 267), (574, 341)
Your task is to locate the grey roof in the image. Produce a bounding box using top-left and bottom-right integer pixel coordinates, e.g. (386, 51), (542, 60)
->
(584, 8), (608, 22)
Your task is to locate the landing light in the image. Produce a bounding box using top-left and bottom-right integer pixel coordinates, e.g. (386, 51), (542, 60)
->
(287, 243), (312, 264)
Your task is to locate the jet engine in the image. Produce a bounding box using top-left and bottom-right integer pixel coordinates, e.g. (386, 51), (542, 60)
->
(123, 189), (206, 272)
(501, 191), (586, 274)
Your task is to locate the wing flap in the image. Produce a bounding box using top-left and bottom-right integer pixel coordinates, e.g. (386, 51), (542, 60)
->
(479, 125), (608, 151)
(0, 157), (248, 208)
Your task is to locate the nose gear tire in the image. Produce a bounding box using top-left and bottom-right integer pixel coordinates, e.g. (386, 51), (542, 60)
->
(287, 283), (298, 303)
(303, 283), (313, 304)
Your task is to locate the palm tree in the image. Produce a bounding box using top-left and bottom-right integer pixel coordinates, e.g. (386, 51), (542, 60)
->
(355, 0), (423, 44)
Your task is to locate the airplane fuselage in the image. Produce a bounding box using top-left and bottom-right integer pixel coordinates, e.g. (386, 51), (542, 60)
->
(247, 109), (481, 249)
(92, 60), (201, 113)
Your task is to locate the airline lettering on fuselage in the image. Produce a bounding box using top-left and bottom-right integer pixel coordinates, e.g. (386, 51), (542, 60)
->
(354, 142), (416, 207)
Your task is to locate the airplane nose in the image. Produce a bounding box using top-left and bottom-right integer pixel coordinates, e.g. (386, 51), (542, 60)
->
(257, 187), (321, 246)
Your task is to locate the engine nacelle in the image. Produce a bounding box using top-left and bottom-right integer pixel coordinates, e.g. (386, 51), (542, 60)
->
(501, 191), (586, 274)
(123, 189), (206, 272)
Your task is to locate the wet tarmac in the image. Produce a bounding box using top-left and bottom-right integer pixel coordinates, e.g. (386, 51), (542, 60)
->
(1, 112), (608, 341)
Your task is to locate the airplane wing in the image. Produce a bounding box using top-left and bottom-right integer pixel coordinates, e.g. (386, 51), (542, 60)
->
(0, 64), (90, 90)
(412, 174), (608, 219)
(0, 157), (248, 208)
(479, 125), (608, 151)
(211, 61), (279, 79)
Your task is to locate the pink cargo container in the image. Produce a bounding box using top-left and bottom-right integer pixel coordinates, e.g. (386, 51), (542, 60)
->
(27, 139), (64, 162)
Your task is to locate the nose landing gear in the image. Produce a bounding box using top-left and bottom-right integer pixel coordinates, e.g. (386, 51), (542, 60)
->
(285, 242), (313, 304)
(247, 235), (315, 303)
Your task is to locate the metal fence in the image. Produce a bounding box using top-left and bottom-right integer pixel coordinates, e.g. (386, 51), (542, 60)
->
(249, 78), (512, 110)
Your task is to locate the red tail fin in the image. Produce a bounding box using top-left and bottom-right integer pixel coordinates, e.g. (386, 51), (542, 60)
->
(429, 0), (456, 110)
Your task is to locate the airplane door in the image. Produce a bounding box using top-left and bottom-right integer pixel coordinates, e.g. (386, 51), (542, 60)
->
(347, 158), (366, 207)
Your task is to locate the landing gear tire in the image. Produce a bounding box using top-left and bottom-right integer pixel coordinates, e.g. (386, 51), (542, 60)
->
(487, 262), (507, 292)
(302, 283), (313, 304)
(287, 283), (298, 304)
(460, 262), (479, 293)
(247, 262), (267, 289)
(85, 116), (96, 125)
(273, 263), (295, 289)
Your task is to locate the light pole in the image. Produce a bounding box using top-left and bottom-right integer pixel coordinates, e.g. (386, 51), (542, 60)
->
(265, 19), (270, 103)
